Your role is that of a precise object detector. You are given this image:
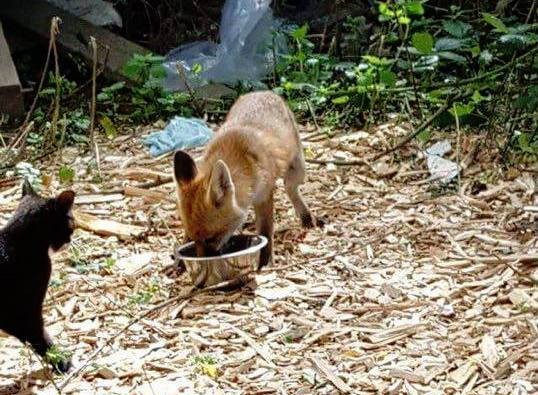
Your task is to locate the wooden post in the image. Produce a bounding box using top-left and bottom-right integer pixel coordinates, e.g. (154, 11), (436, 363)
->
(0, 20), (24, 118)
(0, 0), (150, 80)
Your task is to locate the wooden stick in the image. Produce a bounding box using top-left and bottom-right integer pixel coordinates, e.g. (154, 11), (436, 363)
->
(228, 324), (276, 368)
(454, 103), (462, 193)
(306, 158), (371, 167)
(74, 211), (146, 240)
(88, 36), (101, 173)
(11, 17), (59, 148)
(310, 356), (353, 393)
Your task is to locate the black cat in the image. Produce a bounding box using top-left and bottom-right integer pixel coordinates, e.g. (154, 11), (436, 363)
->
(0, 181), (75, 372)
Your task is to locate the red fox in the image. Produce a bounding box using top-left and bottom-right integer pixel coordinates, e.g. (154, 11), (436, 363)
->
(173, 91), (316, 268)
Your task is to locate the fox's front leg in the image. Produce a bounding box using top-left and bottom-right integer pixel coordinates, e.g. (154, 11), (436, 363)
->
(254, 193), (274, 269)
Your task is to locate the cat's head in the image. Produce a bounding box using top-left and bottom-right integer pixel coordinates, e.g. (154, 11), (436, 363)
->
(16, 180), (76, 251)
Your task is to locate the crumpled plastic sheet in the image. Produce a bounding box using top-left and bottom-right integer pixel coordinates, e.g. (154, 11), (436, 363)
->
(143, 117), (213, 157)
(162, 0), (287, 91)
(425, 140), (459, 184)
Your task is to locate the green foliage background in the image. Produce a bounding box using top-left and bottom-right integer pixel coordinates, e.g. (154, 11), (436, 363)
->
(1, 0), (536, 166)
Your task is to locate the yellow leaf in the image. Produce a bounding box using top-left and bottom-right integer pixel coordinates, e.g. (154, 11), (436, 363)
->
(200, 363), (219, 378)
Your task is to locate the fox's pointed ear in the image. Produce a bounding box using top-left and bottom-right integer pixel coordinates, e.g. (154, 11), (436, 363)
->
(174, 151), (197, 186)
(56, 190), (75, 211)
(22, 179), (37, 197)
(208, 160), (234, 207)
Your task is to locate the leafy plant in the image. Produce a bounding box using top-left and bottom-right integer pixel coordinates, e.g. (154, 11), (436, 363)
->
(58, 165), (75, 184)
(272, 0), (537, 152)
(128, 279), (160, 305)
(192, 354), (220, 378)
(15, 162), (42, 191)
(122, 54), (166, 85)
(45, 345), (72, 370)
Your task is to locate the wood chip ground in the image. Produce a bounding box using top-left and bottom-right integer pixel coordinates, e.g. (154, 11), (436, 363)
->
(0, 123), (536, 394)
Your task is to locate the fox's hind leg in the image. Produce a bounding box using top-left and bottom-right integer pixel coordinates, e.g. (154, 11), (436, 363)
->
(254, 192), (274, 269)
(284, 151), (316, 228)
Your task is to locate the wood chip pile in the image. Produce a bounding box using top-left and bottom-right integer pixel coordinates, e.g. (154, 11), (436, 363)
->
(0, 123), (536, 394)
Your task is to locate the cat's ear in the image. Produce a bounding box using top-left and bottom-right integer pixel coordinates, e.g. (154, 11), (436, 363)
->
(22, 179), (37, 197)
(56, 191), (75, 212)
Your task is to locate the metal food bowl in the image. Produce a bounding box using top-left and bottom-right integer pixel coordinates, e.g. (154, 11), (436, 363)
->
(175, 235), (268, 288)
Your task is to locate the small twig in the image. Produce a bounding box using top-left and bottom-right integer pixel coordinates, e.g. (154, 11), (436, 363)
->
(47, 18), (61, 148)
(10, 121), (34, 157)
(453, 103), (462, 194)
(401, 22), (423, 119)
(175, 63), (205, 115)
(310, 356), (353, 393)
(373, 92), (462, 161)
(525, 0), (537, 23)
(492, 253), (536, 284)
(15, 17), (61, 145)
(305, 98), (320, 131)
(306, 157), (372, 168)
(64, 43), (110, 101)
(33, 350), (62, 395)
(88, 36), (101, 174)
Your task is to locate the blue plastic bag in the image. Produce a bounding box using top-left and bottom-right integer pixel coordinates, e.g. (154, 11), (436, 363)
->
(143, 117), (213, 157)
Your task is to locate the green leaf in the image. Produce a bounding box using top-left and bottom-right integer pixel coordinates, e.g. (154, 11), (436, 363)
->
(479, 50), (493, 64)
(147, 54), (165, 64)
(482, 13), (508, 33)
(96, 92), (110, 101)
(442, 20), (471, 38)
(39, 88), (56, 97)
(471, 90), (485, 103)
(149, 64), (166, 79)
(435, 37), (463, 51)
(99, 116), (117, 140)
(517, 133), (538, 154)
(332, 96), (349, 105)
(437, 51), (466, 63)
(105, 81), (126, 92)
(192, 63), (203, 74)
(122, 61), (142, 80)
(412, 32), (434, 54)
(378, 3), (395, 18)
(361, 55), (394, 66)
(499, 33), (537, 46)
(515, 86), (538, 111)
(58, 165), (75, 184)
(379, 70), (396, 87)
(450, 102), (475, 117)
(417, 129), (431, 143)
(397, 15), (411, 25)
(470, 45), (481, 57)
(405, 1), (424, 15)
(292, 25), (308, 40)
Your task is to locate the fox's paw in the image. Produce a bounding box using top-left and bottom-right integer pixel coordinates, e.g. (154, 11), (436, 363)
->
(301, 213), (325, 228)
(165, 255), (186, 278)
(301, 213), (315, 228)
(258, 252), (273, 270)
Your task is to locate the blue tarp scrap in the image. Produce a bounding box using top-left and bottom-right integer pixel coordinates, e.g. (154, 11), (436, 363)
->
(143, 116), (213, 157)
